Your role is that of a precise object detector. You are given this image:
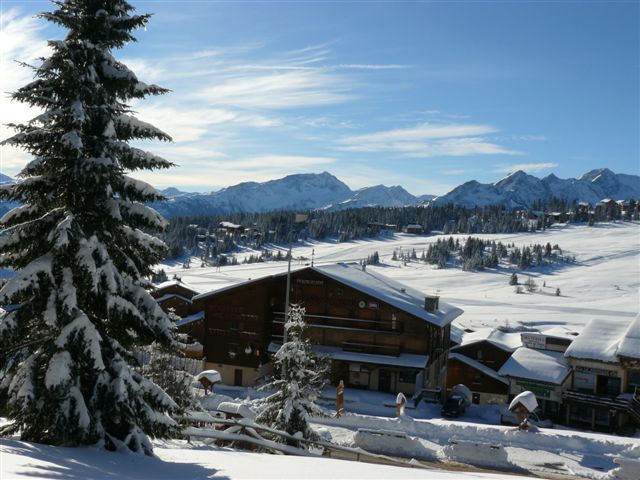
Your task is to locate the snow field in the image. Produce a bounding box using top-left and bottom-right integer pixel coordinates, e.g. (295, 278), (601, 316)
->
(163, 222), (640, 334)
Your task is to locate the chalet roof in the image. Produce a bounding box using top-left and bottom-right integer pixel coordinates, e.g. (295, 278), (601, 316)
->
(313, 263), (462, 328)
(564, 317), (634, 363)
(499, 348), (570, 385)
(457, 328), (522, 352)
(175, 310), (205, 327)
(448, 352), (509, 385)
(268, 342), (429, 369)
(154, 279), (202, 295)
(155, 293), (193, 304)
(194, 263), (463, 328)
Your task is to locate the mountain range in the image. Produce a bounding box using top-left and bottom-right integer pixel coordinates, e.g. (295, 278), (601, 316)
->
(0, 168), (637, 218)
(429, 168), (639, 209)
(153, 172), (433, 217)
(152, 168), (638, 216)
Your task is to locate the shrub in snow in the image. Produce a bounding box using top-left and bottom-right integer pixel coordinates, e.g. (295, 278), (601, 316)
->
(0, 0), (179, 454)
(142, 345), (198, 411)
(255, 305), (327, 446)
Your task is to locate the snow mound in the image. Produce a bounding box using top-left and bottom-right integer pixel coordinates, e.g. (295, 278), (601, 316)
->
(439, 439), (513, 470)
(354, 428), (438, 462)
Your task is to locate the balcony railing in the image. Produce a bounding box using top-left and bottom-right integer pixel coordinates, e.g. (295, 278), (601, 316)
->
(563, 389), (640, 424)
(272, 312), (403, 334)
(342, 341), (401, 357)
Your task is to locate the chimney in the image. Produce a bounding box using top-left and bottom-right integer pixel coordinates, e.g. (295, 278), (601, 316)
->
(424, 295), (439, 312)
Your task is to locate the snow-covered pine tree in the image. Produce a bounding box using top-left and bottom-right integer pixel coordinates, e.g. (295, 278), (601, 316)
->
(0, 0), (178, 454)
(255, 305), (326, 445)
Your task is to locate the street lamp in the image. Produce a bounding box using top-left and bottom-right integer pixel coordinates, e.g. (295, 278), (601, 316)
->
(283, 213), (308, 344)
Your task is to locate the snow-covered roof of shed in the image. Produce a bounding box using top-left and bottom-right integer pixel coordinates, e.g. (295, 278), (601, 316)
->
(564, 317), (631, 363)
(195, 370), (221, 384)
(498, 348), (570, 385)
(618, 315), (640, 360)
(509, 390), (538, 413)
(458, 328), (522, 352)
(268, 342), (429, 369)
(195, 263), (463, 328)
(448, 352), (509, 385)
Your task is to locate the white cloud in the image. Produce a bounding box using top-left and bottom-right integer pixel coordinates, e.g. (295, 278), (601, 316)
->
(191, 69), (353, 109)
(495, 162), (559, 173)
(337, 123), (522, 158)
(0, 8), (50, 176)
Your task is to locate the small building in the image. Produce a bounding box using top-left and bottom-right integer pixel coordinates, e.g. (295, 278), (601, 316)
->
(193, 263), (463, 391)
(152, 279), (201, 318)
(498, 347), (572, 421)
(403, 224), (425, 235)
(563, 316), (640, 433)
(446, 328), (522, 404)
(152, 279), (205, 347)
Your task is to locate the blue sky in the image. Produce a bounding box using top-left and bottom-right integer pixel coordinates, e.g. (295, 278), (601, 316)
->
(1, 1), (638, 195)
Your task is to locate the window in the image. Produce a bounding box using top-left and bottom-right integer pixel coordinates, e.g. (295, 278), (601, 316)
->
(594, 408), (610, 426)
(476, 350), (483, 360)
(398, 370), (419, 384)
(230, 319), (239, 331)
(627, 370), (640, 393)
(228, 343), (239, 358)
(391, 313), (397, 331)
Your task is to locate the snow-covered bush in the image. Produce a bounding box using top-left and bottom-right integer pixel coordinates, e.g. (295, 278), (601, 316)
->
(0, 0), (178, 454)
(255, 305), (327, 446)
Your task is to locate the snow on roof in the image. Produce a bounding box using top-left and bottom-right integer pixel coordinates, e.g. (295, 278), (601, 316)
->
(175, 310), (205, 328)
(195, 263), (463, 328)
(313, 263), (463, 328)
(564, 317), (632, 363)
(195, 370), (221, 384)
(155, 293), (192, 304)
(268, 342), (429, 369)
(509, 390), (538, 413)
(216, 401), (256, 419)
(458, 328), (522, 352)
(498, 348), (570, 385)
(448, 352), (509, 385)
(538, 325), (580, 340)
(618, 315), (640, 360)
(154, 279), (201, 294)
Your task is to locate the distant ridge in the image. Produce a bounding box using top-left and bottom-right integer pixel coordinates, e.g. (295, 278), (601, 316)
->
(429, 168), (640, 209)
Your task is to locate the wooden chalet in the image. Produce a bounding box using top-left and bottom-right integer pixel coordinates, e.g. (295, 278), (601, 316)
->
(152, 279), (201, 317)
(446, 328), (521, 404)
(152, 279), (205, 344)
(192, 263), (463, 391)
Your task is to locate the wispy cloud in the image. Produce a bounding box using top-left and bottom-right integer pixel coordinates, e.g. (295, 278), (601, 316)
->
(495, 162), (559, 173)
(337, 122), (522, 158)
(191, 69), (353, 109)
(0, 8), (50, 174)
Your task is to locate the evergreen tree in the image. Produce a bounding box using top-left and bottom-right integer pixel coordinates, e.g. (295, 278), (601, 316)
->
(255, 305), (325, 445)
(0, 1), (178, 454)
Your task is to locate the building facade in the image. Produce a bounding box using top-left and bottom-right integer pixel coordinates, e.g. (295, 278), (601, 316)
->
(193, 263), (463, 391)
